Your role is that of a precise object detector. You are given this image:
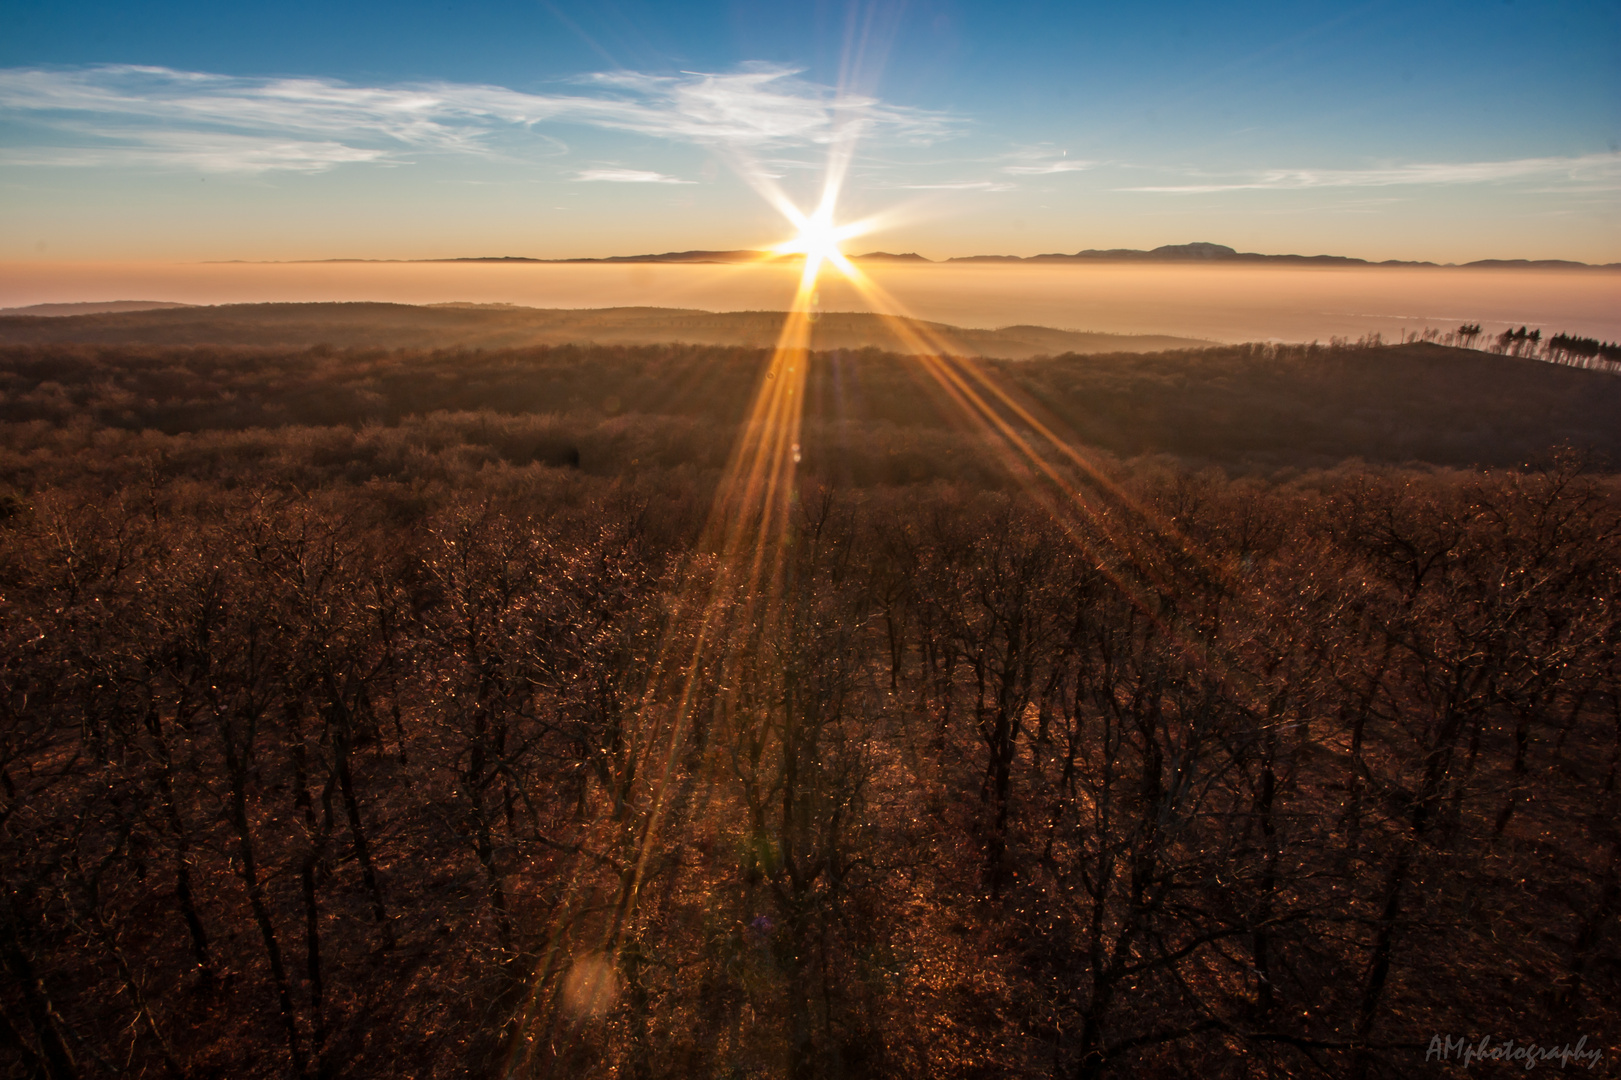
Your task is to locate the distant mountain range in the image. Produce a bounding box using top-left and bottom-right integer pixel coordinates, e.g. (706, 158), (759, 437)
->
(944, 242), (1621, 270)
(262, 241), (1618, 269)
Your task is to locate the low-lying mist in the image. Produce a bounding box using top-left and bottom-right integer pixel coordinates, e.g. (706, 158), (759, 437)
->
(4, 260), (1616, 342)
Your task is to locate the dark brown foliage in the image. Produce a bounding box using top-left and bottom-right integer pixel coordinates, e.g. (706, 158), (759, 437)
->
(0, 339), (1617, 1079)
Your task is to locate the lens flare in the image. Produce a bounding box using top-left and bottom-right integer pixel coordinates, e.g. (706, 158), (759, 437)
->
(772, 203), (862, 293)
(506, 47), (1294, 1076)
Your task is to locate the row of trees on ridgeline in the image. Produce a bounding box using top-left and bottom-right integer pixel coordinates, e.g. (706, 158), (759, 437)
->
(1425, 322), (1621, 370)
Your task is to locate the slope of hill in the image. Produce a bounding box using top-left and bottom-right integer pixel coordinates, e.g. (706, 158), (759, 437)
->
(1011, 340), (1621, 469)
(0, 300), (196, 316)
(0, 302), (1210, 359)
(0, 336), (1614, 473)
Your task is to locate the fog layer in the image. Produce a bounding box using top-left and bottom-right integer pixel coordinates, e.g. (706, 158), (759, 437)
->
(3, 260), (1615, 342)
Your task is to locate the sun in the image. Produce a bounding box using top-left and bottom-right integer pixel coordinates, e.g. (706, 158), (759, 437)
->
(779, 212), (845, 265)
(772, 204), (863, 294)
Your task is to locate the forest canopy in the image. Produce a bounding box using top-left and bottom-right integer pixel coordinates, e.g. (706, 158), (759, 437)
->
(2, 336), (1618, 482)
(0, 332), (1617, 1079)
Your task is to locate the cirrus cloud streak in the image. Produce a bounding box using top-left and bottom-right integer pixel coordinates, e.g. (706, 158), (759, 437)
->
(0, 63), (957, 174)
(1124, 152), (1621, 193)
(575, 168), (694, 184)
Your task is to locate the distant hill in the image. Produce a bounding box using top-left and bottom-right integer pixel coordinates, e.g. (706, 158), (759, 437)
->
(262, 251), (783, 265)
(0, 302), (1211, 360)
(0, 335), (1615, 472)
(948, 242), (1621, 269)
(430, 251), (776, 265)
(1008, 341), (1621, 470)
(950, 241), (1417, 266)
(0, 300), (196, 317)
(1457, 259), (1603, 270)
(563, 250), (770, 265)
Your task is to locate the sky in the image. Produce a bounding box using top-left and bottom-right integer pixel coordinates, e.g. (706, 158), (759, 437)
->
(1, 0), (1617, 263)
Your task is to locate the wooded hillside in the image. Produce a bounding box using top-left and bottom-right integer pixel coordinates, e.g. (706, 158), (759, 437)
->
(0, 337), (1616, 1079)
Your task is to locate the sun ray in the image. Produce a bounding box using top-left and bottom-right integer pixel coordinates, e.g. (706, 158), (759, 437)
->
(506, 66), (1290, 1072)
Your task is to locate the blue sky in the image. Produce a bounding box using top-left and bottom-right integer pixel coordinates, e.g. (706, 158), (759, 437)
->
(2, 0), (1616, 261)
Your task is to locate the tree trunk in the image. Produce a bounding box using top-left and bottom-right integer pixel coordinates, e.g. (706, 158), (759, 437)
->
(224, 728), (310, 1079)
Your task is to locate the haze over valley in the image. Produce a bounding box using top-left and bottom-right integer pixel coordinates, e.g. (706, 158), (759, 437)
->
(6, 256), (1618, 346)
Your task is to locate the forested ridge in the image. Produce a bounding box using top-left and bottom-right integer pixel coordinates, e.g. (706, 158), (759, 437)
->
(0, 304), (1208, 360)
(3, 338), (1620, 473)
(0, 338), (1617, 1078)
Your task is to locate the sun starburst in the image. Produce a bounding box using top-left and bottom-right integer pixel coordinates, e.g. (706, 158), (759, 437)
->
(772, 203), (862, 292)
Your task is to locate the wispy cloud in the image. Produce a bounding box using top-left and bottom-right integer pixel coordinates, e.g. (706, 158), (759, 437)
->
(0, 66), (538, 167)
(1003, 160), (1094, 175)
(575, 167), (694, 184)
(573, 65), (955, 148)
(979, 144), (1095, 175)
(0, 131), (389, 173)
(900, 179), (1016, 192)
(992, 145), (1094, 176)
(1124, 152), (1621, 193)
(0, 63), (957, 174)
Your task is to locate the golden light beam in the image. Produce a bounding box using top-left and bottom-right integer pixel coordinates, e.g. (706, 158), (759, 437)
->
(508, 56), (1290, 1072)
(819, 257), (1274, 693)
(505, 295), (817, 1076)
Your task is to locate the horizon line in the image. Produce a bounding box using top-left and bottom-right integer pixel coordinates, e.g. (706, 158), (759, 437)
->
(190, 242), (1621, 270)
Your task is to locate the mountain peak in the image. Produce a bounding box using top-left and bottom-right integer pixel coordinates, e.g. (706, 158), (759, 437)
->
(1148, 242), (1239, 259)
